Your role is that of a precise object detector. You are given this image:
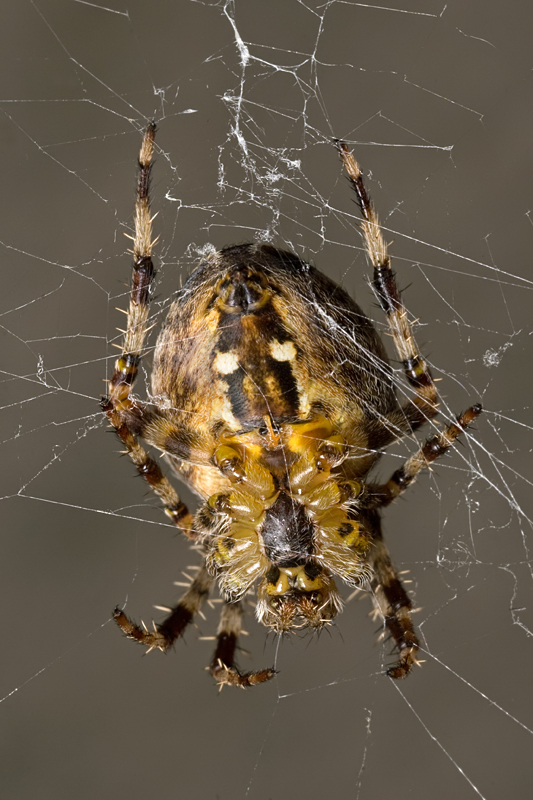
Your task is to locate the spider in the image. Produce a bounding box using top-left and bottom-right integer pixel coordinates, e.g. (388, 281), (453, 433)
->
(104, 123), (481, 688)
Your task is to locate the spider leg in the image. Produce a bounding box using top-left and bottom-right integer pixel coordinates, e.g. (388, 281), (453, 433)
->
(102, 122), (194, 535)
(336, 140), (439, 437)
(114, 564), (213, 651)
(366, 515), (420, 679)
(210, 600), (276, 688)
(365, 404), (482, 509)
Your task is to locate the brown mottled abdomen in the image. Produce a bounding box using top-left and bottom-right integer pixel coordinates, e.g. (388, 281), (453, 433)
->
(152, 243), (397, 447)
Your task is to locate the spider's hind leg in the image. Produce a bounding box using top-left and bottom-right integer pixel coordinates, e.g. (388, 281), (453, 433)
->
(102, 122), (194, 535)
(336, 140), (439, 438)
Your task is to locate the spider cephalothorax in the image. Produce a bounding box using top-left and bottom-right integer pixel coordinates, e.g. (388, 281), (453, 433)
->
(202, 416), (372, 633)
(106, 123), (481, 687)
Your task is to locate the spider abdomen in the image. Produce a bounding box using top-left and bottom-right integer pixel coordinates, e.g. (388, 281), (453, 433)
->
(152, 243), (395, 446)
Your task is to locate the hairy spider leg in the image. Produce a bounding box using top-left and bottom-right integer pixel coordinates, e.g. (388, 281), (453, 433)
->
(365, 513), (420, 678)
(101, 123), (194, 534)
(210, 601), (276, 688)
(358, 407), (481, 678)
(104, 125), (275, 687)
(362, 407), (482, 678)
(114, 564), (212, 652)
(115, 567), (275, 687)
(336, 141), (482, 678)
(366, 404), (483, 508)
(335, 140), (439, 444)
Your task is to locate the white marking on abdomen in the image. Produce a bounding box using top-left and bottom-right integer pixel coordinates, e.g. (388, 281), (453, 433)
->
(270, 340), (297, 362)
(213, 350), (240, 374)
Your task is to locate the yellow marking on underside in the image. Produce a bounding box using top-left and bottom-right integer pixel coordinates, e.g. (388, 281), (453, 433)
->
(266, 565), (325, 595)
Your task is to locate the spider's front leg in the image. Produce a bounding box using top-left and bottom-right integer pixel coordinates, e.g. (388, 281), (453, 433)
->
(367, 520), (421, 679)
(210, 600), (276, 689)
(114, 564), (213, 652)
(115, 574), (276, 688)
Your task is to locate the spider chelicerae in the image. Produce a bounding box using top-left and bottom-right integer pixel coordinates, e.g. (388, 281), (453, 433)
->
(104, 123), (481, 688)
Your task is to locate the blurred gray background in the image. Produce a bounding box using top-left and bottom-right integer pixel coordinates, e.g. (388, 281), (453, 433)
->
(1, 1), (533, 798)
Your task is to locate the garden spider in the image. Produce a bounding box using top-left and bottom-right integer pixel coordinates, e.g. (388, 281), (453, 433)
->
(104, 123), (481, 687)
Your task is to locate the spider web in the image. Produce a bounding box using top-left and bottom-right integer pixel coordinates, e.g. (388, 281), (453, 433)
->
(2, 1), (532, 797)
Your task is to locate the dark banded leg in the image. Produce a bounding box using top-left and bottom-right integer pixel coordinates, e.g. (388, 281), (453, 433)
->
(336, 140), (439, 433)
(365, 404), (482, 509)
(369, 531), (419, 679)
(102, 122), (193, 535)
(100, 405), (194, 533)
(114, 564), (213, 652)
(210, 600), (276, 688)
